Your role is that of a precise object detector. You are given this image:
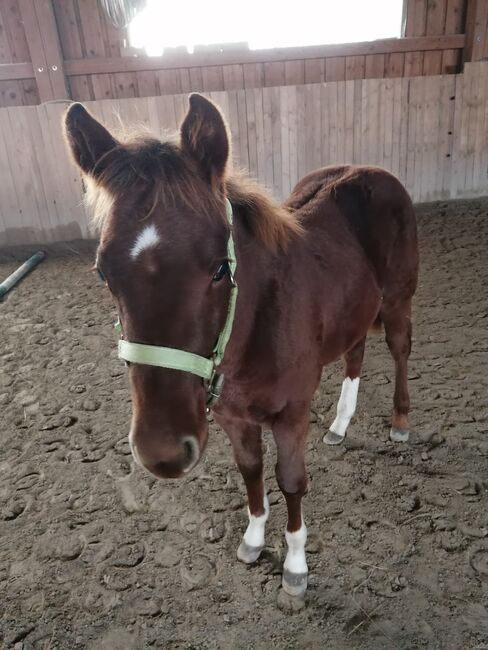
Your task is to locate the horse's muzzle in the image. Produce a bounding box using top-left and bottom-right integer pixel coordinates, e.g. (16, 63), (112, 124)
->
(129, 432), (202, 479)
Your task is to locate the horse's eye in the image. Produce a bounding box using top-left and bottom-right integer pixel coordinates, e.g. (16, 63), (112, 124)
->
(212, 261), (228, 282)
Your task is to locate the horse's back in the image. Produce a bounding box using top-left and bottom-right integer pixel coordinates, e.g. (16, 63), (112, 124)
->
(286, 165), (418, 303)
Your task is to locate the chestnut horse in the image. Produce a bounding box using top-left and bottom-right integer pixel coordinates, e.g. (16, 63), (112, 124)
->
(64, 94), (418, 596)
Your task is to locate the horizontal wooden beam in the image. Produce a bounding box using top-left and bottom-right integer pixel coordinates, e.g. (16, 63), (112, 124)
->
(0, 62), (35, 81)
(65, 34), (466, 76)
(0, 35), (466, 85)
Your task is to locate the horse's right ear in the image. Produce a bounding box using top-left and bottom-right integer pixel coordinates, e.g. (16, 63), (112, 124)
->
(64, 103), (118, 178)
(180, 93), (229, 188)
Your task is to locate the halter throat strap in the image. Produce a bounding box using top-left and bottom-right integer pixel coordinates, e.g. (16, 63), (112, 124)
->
(117, 198), (238, 406)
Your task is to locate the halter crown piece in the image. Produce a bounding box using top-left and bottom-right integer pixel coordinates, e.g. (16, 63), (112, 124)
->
(117, 198), (238, 407)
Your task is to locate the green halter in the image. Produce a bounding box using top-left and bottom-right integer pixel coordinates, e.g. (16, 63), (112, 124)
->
(117, 198), (238, 407)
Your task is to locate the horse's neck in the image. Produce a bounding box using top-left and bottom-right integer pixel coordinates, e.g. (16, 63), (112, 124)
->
(222, 214), (298, 376)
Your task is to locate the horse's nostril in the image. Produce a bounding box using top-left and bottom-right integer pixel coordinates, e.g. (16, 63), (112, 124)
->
(182, 436), (199, 472)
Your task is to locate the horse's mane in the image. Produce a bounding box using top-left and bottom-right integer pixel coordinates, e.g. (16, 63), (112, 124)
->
(86, 130), (302, 251)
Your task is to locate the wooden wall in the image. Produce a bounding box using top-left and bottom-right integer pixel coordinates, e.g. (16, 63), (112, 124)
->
(0, 62), (486, 246)
(1, 0), (485, 106)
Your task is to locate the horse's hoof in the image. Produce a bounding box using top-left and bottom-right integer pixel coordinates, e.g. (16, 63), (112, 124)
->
(282, 569), (308, 596)
(323, 430), (345, 446)
(237, 541), (263, 564)
(390, 428), (409, 443)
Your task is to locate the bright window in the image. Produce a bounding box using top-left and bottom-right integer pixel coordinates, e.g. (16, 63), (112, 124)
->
(129, 0), (405, 57)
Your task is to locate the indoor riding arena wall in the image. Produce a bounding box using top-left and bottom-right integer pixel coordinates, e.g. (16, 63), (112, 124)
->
(0, 62), (486, 246)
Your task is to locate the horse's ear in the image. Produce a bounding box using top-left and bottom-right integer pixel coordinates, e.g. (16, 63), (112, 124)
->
(180, 93), (229, 187)
(64, 103), (118, 179)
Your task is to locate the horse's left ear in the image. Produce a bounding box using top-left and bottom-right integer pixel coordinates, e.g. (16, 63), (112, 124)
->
(180, 93), (229, 187)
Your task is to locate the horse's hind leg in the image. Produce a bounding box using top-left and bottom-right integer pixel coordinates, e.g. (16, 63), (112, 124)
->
(381, 299), (413, 442)
(218, 416), (268, 563)
(323, 336), (366, 446)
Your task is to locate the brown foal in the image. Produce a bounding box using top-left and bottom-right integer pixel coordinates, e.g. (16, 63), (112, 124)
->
(64, 94), (418, 596)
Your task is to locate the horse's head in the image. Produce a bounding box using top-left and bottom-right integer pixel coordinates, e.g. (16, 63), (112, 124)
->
(64, 95), (234, 479)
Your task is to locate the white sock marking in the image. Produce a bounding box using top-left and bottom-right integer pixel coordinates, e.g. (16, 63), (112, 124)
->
(329, 377), (360, 438)
(130, 224), (160, 259)
(243, 495), (269, 548)
(284, 521), (308, 574)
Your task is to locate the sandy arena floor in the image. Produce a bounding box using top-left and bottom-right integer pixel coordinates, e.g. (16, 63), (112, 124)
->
(1, 198), (488, 650)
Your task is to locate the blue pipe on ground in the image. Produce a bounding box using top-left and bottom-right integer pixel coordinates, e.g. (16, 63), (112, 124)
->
(0, 251), (46, 300)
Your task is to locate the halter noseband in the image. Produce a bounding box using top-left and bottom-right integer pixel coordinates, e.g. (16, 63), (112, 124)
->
(117, 198), (238, 408)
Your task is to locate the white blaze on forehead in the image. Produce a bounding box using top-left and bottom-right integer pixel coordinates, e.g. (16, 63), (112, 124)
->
(130, 224), (160, 259)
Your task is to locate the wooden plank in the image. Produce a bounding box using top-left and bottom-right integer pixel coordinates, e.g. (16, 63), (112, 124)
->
(464, 0), (488, 62)
(442, 0), (466, 73)
(202, 66), (225, 91)
(33, 0), (69, 98)
(438, 74), (456, 198)
(345, 56), (365, 80)
(307, 84), (325, 171)
(304, 59), (324, 83)
(279, 86), (290, 196)
(450, 72), (466, 197)
(325, 58), (345, 82)
(399, 78), (410, 185)
(335, 81), (346, 164)
(264, 62), (285, 87)
(0, 0), (42, 105)
(243, 63), (264, 89)
(381, 79), (394, 173)
(18, 0), (53, 101)
(0, 107), (28, 241)
(158, 69), (183, 94)
(384, 53), (405, 77)
(404, 52), (424, 76)
(295, 84), (307, 179)
(475, 64), (488, 193)
(405, 0), (429, 36)
(327, 81), (339, 163)
(423, 0), (448, 75)
(10, 105), (51, 237)
(52, 0), (92, 100)
(189, 67), (204, 91)
(236, 89), (249, 170)
(64, 35), (467, 75)
(269, 85), (282, 196)
(245, 87), (258, 179)
(287, 85), (298, 190)
(253, 88), (266, 185)
(0, 62), (34, 81)
(405, 0), (428, 77)
(76, 0), (112, 101)
(135, 71), (160, 97)
(365, 54), (385, 79)
(344, 80), (354, 163)
(222, 65), (243, 90)
(284, 61), (305, 85)
(413, 76), (426, 203)
(352, 79), (362, 165)
(463, 65), (480, 194)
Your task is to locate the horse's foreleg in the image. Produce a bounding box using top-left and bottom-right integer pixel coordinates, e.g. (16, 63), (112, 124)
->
(324, 336), (366, 445)
(220, 417), (267, 563)
(272, 406), (309, 596)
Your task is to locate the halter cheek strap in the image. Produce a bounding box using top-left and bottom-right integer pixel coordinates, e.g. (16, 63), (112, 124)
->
(117, 198), (238, 407)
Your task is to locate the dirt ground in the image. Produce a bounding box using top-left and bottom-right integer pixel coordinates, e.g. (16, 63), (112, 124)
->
(1, 198), (488, 650)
